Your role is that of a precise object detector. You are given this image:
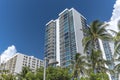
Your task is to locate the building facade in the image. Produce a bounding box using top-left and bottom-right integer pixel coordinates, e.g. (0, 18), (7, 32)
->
(44, 8), (87, 67)
(3, 53), (43, 74)
(44, 20), (59, 66)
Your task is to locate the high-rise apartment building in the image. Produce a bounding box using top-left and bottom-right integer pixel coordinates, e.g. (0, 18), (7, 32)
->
(2, 53), (43, 74)
(44, 20), (59, 66)
(44, 8), (87, 67)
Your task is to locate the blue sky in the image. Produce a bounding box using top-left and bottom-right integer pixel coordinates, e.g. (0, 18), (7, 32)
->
(0, 0), (116, 60)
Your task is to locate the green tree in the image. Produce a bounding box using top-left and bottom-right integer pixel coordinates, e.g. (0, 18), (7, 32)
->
(75, 73), (109, 80)
(17, 66), (32, 80)
(89, 73), (109, 80)
(72, 53), (89, 79)
(82, 20), (112, 73)
(89, 50), (111, 73)
(110, 21), (120, 59)
(1, 73), (15, 80)
(26, 71), (35, 80)
(46, 66), (71, 80)
(35, 67), (44, 80)
(82, 20), (111, 52)
(110, 21), (120, 80)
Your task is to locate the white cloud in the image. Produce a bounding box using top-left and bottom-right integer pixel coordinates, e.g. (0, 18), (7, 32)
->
(0, 45), (17, 63)
(108, 0), (120, 31)
(111, 0), (120, 21)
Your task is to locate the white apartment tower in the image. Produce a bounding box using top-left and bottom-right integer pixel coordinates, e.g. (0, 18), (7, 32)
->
(4, 53), (43, 74)
(45, 8), (87, 67)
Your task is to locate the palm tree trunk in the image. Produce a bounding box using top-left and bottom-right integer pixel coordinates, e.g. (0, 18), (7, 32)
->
(93, 39), (98, 74)
(94, 39), (99, 50)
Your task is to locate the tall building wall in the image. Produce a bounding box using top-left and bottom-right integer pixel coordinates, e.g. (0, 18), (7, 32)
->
(45, 8), (87, 67)
(59, 8), (86, 67)
(72, 8), (87, 55)
(45, 20), (58, 66)
(59, 9), (73, 67)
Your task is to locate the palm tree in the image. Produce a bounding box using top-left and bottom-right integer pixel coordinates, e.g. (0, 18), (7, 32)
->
(82, 20), (112, 75)
(72, 53), (90, 79)
(82, 20), (112, 52)
(90, 49), (112, 74)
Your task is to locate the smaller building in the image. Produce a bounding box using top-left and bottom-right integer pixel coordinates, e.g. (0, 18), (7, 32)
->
(2, 53), (43, 74)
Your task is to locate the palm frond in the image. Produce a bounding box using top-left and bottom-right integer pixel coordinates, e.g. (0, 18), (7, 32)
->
(108, 29), (117, 35)
(98, 33), (113, 41)
(114, 64), (120, 72)
(114, 42), (120, 56)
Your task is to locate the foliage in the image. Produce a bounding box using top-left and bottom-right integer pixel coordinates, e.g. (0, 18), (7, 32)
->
(1, 74), (15, 80)
(82, 20), (112, 52)
(35, 67), (44, 80)
(110, 20), (120, 80)
(46, 66), (71, 80)
(80, 73), (109, 80)
(89, 73), (109, 80)
(17, 66), (32, 80)
(72, 53), (90, 79)
(26, 72), (35, 80)
(110, 21), (120, 64)
(12, 66), (71, 80)
(81, 20), (113, 80)
(80, 77), (89, 80)
(89, 49), (111, 73)
(82, 20), (112, 74)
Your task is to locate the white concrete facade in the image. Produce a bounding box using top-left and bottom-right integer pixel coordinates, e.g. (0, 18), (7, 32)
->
(55, 19), (60, 66)
(4, 53), (43, 74)
(72, 8), (85, 54)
